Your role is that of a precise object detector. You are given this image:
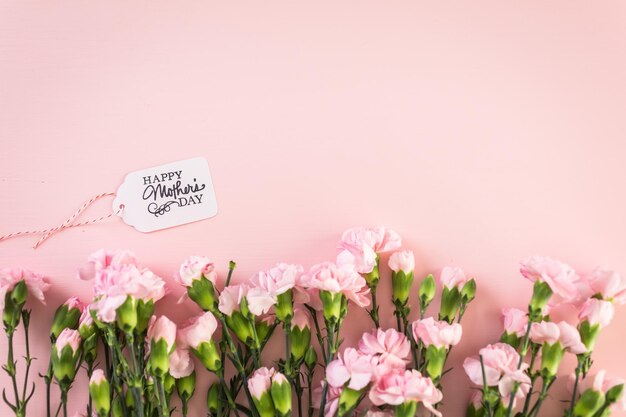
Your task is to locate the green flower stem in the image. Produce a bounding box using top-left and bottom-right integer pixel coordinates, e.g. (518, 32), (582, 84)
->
(567, 357), (585, 417)
(369, 286), (380, 328)
(105, 333), (129, 417)
(125, 332), (145, 417)
(284, 318), (292, 376)
(20, 310), (35, 415)
(154, 376), (168, 417)
(318, 321), (337, 417)
(479, 355), (493, 417)
(85, 360), (94, 417)
(60, 386), (69, 417)
(305, 305), (326, 363)
(218, 371), (241, 417)
(521, 345), (540, 415)
(505, 320), (534, 417)
(528, 377), (554, 417)
(307, 369), (315, 417)
(45, 359), (53, 417)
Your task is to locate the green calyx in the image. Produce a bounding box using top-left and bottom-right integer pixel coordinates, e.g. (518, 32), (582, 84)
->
(290, 325), (311, 361)
(578, 320), (601, 352)
(320, 290), (346, 323)
(271, 378), (292, 417)
(225, 311), (257, 348)
(395, 401), (417, 417)
(176, 371), (196, 399)
(540, 342), (564, 378)
(392, 270), (414, 305)
(116, 296), (138, 333)
(188, 277), (218, 313)
(51, 344), (81, 385)
(304, 346), (318, 371)
(252, 391), (275, 417)
(149, 339), (172, 377)
(50, 303), (82, 339)
(338, 387), (362, 417)
(275, 290), (294, 322)
(425, 345), (447, 381)
(89, 378), (111, 417)
(439, 286), (461, 323)
(574, 389), (605, 417)
(192, 341), (222, 372)
(206, 383), (220, 413)
(418, 274), (436, 308)
(529, 281), (553, 320)
(363, 258), (380, 287)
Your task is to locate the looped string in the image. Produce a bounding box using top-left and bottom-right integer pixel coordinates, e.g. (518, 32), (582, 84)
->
(0, 192), (123, 249)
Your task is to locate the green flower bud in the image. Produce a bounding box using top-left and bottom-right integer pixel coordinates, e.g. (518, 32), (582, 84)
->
(395, 401), (417, 417)
(270, 373), (292, 417)
(176, 371), (196, 400)
(418, 274), (436, 308)
(111, 395), (124, 417)
(439, 286), (461, 323)
(424, 345), (447, 381)
(2, 294), (20, 332)
(187, 277), (218, 313)
(606, 383), (625, 406)
(51, 329), (82, 385)
(275, 290), (294, 322)
(461, 278), (477, 303)
(136, 299), (154, 334)
(338, 387), (362, 417)
(50, 298), (82, 340)
(192, 341), (222, 372)
(319, 291), (345, 323)
(10, 280), (28, 307)
(125, 389), (135, 412)
(529, 281), (553, 320)
(89, 370), (111, 417)
(392, 270), (414, 306)
(256, 317), (275, 345)
(540, 342), (565, 378)
(578, 320), (601, 352)
(574, 389), (605, 417)
(499, 332), (520, 349)
(149, 339), (172, 377)
(304, 346), (317, 371)
(290, 322), (311, 361)
(225, 311), (256, 347)
(164, 373), (176, 400)
(207, 383), (220, 414)
(252, 391), (275, 417)
(116, 296), (137, 333)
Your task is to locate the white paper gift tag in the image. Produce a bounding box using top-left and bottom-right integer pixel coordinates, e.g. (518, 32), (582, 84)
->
(113, 157), (218, 232)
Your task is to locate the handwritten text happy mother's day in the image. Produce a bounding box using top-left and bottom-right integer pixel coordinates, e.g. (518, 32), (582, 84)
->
(142, 170), (206, 216)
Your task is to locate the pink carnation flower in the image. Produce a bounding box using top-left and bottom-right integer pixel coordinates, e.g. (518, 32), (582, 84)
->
(439, 266), (469, 290)
(313, 382), (342, 417)
(177, 256), (217, 287)
(412, 317), (462, 349)
(89, 368), (107, 385)
(388, 250), (415, 274)
(463, 343), (523, 386)
(520, 256), (581, 303)
(56, 328), (81, 354)
(584, 267), (626, 304)
(303, 262), (370, 308)
(501, 308), (528, 337)
(369, 369), (442, 416)
(358, 328), (411, 370)
(0, 267), (51, 310)
(340, 227), (402, 274)
(180, 312), (218, 349)
(498, 369), (531, 408)
(573, 370), (626, 412)
(251, 263), (304, 297)
(169, 345), (195, 378)
(326, 347), (374, 391)
(147, 316), (177, 352)
(578, 298), (615, 329)
(78, 249), (137, 281)
(218, 284), (275, 317)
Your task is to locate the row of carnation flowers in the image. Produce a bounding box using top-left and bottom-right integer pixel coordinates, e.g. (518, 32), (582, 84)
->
(0, 226), (624, 417)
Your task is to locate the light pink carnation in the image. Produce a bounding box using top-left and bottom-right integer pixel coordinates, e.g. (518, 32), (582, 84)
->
(313, 382), (342, 417)
(251, 263), (304, 297)
(304, 262), (370, 308)
(584, 267), (626, 304)
(89, 368), (107, 385)
(0, 267), (51, 310)
(369, 370), (442, 416)
(217, 284), (275, 317)
(358, 328), (411, 369)
(147, 316), (177, 352)
(56, 328), (81, 354)
(78, 249), (137, 281)
(574, 370), (626, 412)
(180, 312), (218, 349)
(529, 321), (585, 354)
(578, 298), (614, 328)
(248, 367), (275, 399)
(520, 256), (581, 302)
(177, 256), (217, 287)
(291, 307), (311, 330)
(326, 348), (374, 390)
(439, 266), (469, 290)
(412, 317), (462, 349)
(502, 308), (528, 337)
(169, 346), (194, 378)
(498, 369), (531, 408)
(340, 227), (402, 273)
(388, 250), (415, 274)
(463, 343), (522, 386)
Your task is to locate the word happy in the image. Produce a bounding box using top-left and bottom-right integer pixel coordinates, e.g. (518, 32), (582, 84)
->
(142, 170), (206, 216)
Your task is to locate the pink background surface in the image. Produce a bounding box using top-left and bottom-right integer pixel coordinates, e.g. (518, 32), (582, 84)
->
(1, 2), (626, 416)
